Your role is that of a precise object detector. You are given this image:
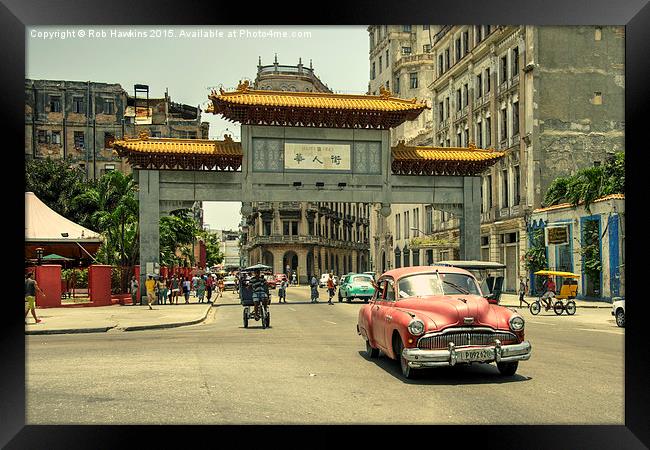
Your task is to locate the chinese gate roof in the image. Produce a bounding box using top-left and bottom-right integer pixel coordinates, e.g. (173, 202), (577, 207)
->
(391, 142), (505, 176)
(110, 132), (243, 170)
(208, 81), (428, 129)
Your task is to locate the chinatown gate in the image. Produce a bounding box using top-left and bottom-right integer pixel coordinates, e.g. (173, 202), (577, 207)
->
(111, 82), (504, 297)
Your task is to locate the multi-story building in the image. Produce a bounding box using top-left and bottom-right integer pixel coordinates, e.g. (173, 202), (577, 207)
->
(241, 58), (372, 283)
(214, 229), (241, 269)
(369, 25), (625, 293)
(25, 79), (209, 179)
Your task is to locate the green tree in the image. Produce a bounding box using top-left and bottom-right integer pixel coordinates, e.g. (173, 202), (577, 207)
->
(159, 209), (200, 267)
(25, 158), (91, 227)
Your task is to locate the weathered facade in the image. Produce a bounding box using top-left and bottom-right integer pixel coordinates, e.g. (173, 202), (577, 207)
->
(368, 25), (625, 294)
(25, 79), (209, 179)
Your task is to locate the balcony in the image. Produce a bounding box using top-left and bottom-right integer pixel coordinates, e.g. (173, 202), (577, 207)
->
(279, 201), (301, 211)
(256, 202), (273, 211)
(394, 53), (434, 71)
(246, 234), (369, 251)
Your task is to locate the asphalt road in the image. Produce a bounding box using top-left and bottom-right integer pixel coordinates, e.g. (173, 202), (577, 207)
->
(26, 286), (624, 425)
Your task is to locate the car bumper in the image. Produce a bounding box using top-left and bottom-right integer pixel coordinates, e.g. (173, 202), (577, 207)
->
(402, 340), (532, 368)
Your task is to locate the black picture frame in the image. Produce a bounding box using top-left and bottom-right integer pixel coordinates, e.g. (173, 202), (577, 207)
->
(3, 0), (648, 448)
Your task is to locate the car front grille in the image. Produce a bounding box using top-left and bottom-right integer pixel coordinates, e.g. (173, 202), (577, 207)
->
(417, 328), (518, 350)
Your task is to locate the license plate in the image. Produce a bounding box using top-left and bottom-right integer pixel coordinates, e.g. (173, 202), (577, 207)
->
(456, 348), (495, 362)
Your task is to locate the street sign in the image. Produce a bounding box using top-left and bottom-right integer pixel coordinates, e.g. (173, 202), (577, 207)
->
(284, 142), (351, 171)
(545, 226), (569, 245)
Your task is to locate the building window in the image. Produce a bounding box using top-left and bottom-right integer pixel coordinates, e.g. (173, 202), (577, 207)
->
(487, 174), (493, 208)
(456, 89), (461, 111)
(370, 31), (375, 49)
(379, 56), (383, 72)
(394, 76), (400, 94)
(464, 128), (469, 146)
(404, 211), (410, 239)
(103, 99), (114, 115)
(409, 72), (418, 89)
(485, 68), (491, 93)
(385, 49), (389, 67)
(263, 221), (272, 236)
(485, 117), (492, 146)
(595, 26), (602, 41)
(501, 55), (508, 84)
(500, 108), (508, 141)
(104, 132), (114, 148)
(37, 129), (47, 143)
(438, 54), (444, 75)
(403, 25), (412, 32)
(446, 138), (451, 147)
(514, 165), (521, 205)
(513, 101), (519, 135)
(73, 96), (85, 114)
(502, 169), (509, 208)
(512, 47), (519, 77)
(402, 46), (412, 55)
(463, 30), (469, 55)
(438, 102), (444, 122)
(476, 73), (483, 98)
(477, 121), (483, 147)
(445, 97), (450, 118)
(49, 96), (61, 113)
(385, 80), (390, 91)
(51, 130), (61, 145)
(445, 48), (450, 70)
(423, 44), (432, 53)
(425, 205), (433, 233)
(476, 25), (483, 43)
(74, 131), (84, 149)
(455, 37), (461, 61)
(371, 62), (376, 80)
(396, 214), (401, 240)
(463, 83), (469, 107)
(457, 131), (462, 146)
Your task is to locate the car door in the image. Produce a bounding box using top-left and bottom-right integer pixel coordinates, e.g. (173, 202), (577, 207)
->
(380, 278), (398, 349)
(370, 278), (392, 351)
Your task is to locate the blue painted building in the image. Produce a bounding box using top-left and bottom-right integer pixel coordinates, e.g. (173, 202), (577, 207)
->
(529, 194), (624, 302)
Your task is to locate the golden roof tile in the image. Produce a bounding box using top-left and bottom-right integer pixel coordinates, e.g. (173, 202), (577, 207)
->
(111, 135), (242, 156)
(391, 142), (505, 162)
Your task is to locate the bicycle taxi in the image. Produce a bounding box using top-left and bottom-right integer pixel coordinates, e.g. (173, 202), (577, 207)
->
(530, 269), (579, 315)
(239, 264), (272, 328)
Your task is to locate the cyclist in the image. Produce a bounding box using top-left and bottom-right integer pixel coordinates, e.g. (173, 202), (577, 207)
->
(250, 269), (269, 317)
(540, 275), (556, 310)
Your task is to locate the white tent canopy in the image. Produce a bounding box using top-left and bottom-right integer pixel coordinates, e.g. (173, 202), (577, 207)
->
(25, 192), (101, 242)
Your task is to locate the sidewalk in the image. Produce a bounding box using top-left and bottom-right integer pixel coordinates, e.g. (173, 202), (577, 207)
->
(25, 301), (213, 335)
(498, 293), (612, 309)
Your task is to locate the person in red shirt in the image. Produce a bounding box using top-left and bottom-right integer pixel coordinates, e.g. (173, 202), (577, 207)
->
(327, 273), (336, 306)
(206, 274), (214, 303)
(541, 276), (556, 310)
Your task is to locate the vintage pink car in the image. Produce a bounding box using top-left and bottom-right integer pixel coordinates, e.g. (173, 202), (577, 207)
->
(357, 266), (531, 379)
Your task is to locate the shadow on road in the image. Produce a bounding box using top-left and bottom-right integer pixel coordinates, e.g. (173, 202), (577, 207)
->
(356, 351), (532, 385)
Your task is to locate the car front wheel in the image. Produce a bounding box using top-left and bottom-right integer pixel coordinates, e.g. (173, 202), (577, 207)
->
(497, 361), (519, 376)
(615, 309), (625, 327)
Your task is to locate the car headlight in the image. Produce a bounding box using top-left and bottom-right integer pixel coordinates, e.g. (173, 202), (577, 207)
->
(408, 319), (425, 336)
(509, 315), (525, 331)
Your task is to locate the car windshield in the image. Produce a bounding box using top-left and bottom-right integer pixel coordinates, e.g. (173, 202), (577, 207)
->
(397, 272), (481, 298)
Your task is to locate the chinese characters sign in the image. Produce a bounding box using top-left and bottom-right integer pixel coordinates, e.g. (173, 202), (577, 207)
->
(284, 143), (351, 171)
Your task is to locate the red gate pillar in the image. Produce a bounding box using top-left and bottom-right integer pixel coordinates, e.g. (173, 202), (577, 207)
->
(88, 265), (112, 306)
(34, 265), (62, 308)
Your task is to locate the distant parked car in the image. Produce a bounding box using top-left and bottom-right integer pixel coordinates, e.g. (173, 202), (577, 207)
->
(222, 275), (237, 291)
(357, 265), (531, 379)
(265, 274), (277, 289)
(339, 273), (376, 303)
(275, 273), (288, 283)
(362, 271), (376, 281)
(319, 273), (339, 288)
(612, 298), (625, 327)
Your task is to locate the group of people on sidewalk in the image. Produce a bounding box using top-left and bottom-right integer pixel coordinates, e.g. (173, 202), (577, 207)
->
(309, 272), (337, 305)
(129, 273), (226, 309)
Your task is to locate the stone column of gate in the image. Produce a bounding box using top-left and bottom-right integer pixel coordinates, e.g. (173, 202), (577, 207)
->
(459, 176), (481, 261)
(138, 170), (160, 304)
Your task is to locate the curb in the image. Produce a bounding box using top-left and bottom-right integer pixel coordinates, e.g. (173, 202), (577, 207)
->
(121, 304), (213, 332)
(24, 304), (213, 335)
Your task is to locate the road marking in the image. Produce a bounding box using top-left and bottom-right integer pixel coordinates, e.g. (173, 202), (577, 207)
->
(577, 328), (624, 335)
(323, 320), (337, 325)
(288, 308), (296, 312)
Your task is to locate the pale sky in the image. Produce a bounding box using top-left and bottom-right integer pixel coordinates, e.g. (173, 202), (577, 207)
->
(26, 25), (370, 230)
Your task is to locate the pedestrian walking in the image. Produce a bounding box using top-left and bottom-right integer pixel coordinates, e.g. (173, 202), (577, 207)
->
(155, 277), (163, 305)
(192, 274), (199, 298)
(182, 277), (191, 303)
(310, 275), (319, 303)
(327, 273), (335, 305)
(160, 277), (169, 305)
(519, 277), (529, 307)
(206, 274), (213, 303)
(197, 275), (206, 303)
(169, 275), (179, 304)
(145, 275), (156, 309)
(24, 271), (43, 324)
(291, 271), (297, 286)
(278, 278), (288, 303)
(217, 276), (224, 299)
(129, 275), (139, 306)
